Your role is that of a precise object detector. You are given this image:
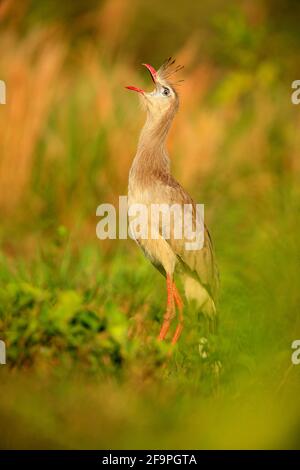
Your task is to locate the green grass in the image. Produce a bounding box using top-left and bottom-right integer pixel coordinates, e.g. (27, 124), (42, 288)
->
(1, 180), (300, 449)
(1, 0), (300, 449)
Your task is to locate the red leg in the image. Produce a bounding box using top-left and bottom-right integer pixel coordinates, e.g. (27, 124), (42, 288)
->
(171, 283), (184, 344)
(158, 274), (174, 341)
(173, 283), (183, 310)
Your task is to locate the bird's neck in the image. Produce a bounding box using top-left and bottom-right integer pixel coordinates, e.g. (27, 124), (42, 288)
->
(131, 109), (175, 180)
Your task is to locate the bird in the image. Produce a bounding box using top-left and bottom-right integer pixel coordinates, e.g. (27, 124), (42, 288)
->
(126, 58), (219, 345)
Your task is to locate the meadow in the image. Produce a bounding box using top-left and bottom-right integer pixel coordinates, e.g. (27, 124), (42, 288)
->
(0, 0), (300, 449)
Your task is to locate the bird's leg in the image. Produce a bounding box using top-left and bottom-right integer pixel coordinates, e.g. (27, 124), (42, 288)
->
(171, 282), (184, 344)
(158, 274), (175, 341)
(173, 283), (183, 310)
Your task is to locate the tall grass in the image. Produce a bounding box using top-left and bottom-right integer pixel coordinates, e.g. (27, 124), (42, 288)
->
(0, 0), (300, 449)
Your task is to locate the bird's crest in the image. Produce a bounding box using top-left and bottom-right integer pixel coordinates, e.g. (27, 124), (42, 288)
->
(157, 57), (184, 87)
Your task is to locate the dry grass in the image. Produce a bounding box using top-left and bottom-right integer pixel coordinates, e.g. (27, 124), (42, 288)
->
(1, 0), (300, 450)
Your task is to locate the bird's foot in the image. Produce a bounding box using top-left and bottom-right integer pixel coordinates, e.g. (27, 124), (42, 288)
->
(158, 319), (172, 341)
(158, 275), (184, 344)
(171, 322), (183, 344)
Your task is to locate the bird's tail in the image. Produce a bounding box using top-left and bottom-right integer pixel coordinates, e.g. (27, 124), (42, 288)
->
(183, 275), (217, 334)
(183, 275), (217, 318)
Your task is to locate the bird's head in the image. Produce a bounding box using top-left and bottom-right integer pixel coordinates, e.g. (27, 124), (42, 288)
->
(126, 58), (183, 120)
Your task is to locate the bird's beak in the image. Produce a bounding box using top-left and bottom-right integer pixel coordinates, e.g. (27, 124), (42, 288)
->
(125, 63), (158, 94)
(125, 85), (144, 94)
(142, 63), (157, 83)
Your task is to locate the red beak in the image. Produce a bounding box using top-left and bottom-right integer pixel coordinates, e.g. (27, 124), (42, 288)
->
(142, 63), (157, 83)
(125, 85), (144, 94)
(125, 63), (158, 94)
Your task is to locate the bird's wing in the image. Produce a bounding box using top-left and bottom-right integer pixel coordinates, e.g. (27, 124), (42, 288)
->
(154, 175), (219, 300)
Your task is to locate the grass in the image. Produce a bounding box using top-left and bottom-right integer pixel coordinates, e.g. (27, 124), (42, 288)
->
(1, 180), (300, 448)
(0, 0), (300, 450)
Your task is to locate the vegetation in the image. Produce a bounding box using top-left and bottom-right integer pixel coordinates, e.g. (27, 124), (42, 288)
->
(0, 0), (299, 449)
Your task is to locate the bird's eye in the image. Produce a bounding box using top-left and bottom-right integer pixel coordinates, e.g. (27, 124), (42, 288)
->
(162, 87), (170, 97)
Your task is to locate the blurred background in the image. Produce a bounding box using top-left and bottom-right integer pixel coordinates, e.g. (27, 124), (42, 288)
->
(0, 0), (300, 449)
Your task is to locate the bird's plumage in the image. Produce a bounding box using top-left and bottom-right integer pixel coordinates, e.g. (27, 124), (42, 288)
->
(127, 59), (218, 342)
